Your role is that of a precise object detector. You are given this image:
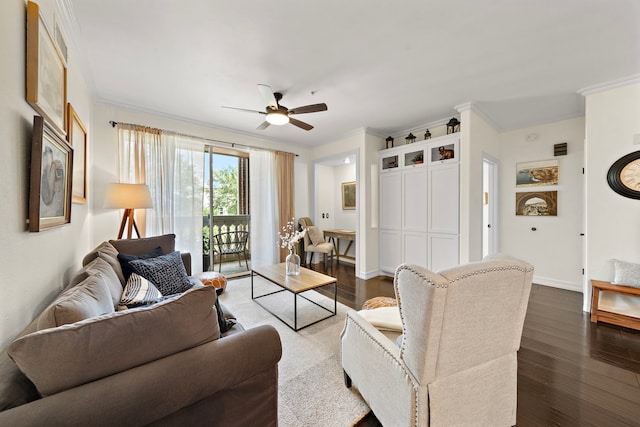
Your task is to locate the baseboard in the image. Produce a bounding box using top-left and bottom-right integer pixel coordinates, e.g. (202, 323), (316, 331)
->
(358, 270), (385, 280)
(533, 275), (583, 293)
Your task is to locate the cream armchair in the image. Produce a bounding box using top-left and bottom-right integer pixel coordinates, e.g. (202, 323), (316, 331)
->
(298, 217), (334, 270)
(341, 255), (533, 426)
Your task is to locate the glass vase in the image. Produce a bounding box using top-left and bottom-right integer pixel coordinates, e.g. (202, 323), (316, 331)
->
(286, 248), (301, 276)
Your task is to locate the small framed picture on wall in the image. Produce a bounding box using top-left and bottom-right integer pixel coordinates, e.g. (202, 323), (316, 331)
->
(342, 181), (356, 210)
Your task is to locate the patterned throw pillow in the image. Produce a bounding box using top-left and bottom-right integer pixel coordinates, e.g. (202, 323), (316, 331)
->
(612, 259), (640, 288)
(117, 247), (164, 282)
(118, 273), (163, 310)
(129, 251), (193, 295)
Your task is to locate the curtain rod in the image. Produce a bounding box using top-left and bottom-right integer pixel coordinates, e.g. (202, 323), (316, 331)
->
(108, 120), (298, 156)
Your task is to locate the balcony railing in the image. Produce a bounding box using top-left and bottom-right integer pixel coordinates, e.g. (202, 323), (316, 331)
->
(203, 214), (251, 272)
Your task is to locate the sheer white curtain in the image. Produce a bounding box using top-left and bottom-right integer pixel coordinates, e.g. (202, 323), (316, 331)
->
(118, 126), (205, 273)
(249, 150), (279, 267)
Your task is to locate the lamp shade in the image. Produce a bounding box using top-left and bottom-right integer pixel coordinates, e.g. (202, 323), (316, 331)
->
(104, 184), (153, 209)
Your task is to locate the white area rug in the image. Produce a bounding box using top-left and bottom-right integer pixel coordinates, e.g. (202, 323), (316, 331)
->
(219, 276), (370, 427)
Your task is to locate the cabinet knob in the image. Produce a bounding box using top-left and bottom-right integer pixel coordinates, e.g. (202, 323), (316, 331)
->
(531, 227), (537, 231)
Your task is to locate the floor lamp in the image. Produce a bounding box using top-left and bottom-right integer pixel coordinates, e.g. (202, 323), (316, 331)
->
(105, 183), (153, 239)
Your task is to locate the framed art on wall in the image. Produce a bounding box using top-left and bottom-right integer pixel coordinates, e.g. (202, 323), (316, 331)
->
(342, 181), (356, 210)
(26, 1), (68, 137)
(516, 159), (558, 187)
(515, 191), (557, 216)
(29, 115), (73, 231)
(67, 103), (88, 204)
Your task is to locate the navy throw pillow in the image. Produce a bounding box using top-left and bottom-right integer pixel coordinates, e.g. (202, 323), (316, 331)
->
(117, 246), (163, 282)
(129, 251), (193, 295)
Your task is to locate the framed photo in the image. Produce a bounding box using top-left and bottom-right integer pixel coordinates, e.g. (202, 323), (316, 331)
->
(516, 159), (558, 187)
(67, 104), (88, 204)
(515, 191), (557, 216)
(29, 115), (73, 231)
(342, 181), (356, 210)
(428, 140), (459, 165)
(26, 1), (67, 137)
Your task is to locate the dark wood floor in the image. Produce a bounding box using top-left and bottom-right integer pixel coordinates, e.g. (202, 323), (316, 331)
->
(307, 262), (640, 427)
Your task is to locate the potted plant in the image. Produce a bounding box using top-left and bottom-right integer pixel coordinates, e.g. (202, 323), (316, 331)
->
(413, 153), (424, 164)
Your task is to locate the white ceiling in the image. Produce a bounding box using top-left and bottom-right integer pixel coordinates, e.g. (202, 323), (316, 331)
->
(67, 0), (640, 147)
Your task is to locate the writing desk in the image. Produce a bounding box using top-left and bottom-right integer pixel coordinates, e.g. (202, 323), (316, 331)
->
(323, 229), (356, 265)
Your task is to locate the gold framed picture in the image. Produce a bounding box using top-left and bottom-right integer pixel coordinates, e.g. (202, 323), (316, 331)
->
(342, 181), (356, 210)
(29, 116), (73, 231)
(67, 104), (88, 204)
(26, 1), (67, 137)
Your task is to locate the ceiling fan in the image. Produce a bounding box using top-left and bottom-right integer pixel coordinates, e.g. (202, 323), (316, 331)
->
(222, 84), (328, 131)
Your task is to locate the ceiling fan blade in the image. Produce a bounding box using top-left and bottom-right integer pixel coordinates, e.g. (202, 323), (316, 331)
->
(289, 117), (313, 131)
(288, 103), (328, 115)
(257, 121), (270, 130)
(257, 84), (278, 110)
(222, 106), (266, 115)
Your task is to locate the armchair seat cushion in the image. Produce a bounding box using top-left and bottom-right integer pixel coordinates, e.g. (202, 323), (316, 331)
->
(357, 307), (402, 332)
(309, 242), (334, 253)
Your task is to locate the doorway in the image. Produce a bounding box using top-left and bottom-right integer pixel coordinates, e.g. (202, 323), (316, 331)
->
(482, 154), (499, 258)
(203, 147), (251, 276)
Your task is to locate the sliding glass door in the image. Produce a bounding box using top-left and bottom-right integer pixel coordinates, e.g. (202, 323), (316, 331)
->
(203, 147), (250, 275)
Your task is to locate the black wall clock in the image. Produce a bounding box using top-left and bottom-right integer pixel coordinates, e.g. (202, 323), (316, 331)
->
(607, 150), (640, 199)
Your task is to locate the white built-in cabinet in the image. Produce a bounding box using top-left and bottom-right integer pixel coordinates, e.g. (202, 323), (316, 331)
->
(379, 134), (460, 274)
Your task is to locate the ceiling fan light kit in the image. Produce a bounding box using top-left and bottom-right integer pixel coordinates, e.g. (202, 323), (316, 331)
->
(266, 108), (290, 125)
(223, 84), (327, 132)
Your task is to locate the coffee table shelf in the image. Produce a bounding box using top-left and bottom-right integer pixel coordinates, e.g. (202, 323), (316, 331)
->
(251, 263), (337, 331)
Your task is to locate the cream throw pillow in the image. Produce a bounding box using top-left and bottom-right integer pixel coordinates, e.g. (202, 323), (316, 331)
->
(357, 307), (403, 332)
(307, 226), (324, 246)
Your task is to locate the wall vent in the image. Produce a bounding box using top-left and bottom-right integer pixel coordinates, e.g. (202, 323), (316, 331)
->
(554, 142), (568, 156)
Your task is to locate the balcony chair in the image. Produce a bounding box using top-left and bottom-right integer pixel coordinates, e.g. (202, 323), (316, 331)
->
(297, 217), (334, 270)
(212, 230), (249, 273)
(341, 254), (534, 426)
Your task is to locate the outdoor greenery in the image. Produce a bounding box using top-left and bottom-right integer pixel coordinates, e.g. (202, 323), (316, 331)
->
(203, 165), (239, 257)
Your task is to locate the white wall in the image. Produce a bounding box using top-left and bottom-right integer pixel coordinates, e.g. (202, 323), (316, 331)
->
(332, 163), (357, 259)
(314, 164), (335, 230)
(584, 81), (640, 310)
(499, 117), (585, 291)
(0, 0), (93, 348)
(458, 107), (501, 263)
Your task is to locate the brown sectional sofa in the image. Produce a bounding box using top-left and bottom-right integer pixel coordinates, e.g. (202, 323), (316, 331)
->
(0, 234), (281, 426)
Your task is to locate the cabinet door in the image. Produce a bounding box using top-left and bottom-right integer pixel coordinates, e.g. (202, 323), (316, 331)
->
(428, 164), (459, 234)
(428, 233), (459, 272)
(403, 231), (428, 268)
(402, 168), (428, 232)
(380, 172), (402, 229)
(380, 230), (402, 273)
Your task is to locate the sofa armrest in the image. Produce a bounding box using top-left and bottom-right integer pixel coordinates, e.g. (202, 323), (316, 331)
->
(181, 252), (192, 276)
(341, 310), (418, 427)
(0, 325), (281, 427)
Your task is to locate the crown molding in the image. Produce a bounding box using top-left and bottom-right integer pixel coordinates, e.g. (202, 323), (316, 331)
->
(454, 101), (501, 131)
(577, 74), (640, 96)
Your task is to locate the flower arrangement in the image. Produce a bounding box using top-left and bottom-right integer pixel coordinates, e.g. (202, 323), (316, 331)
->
(278, 217), (306, 252)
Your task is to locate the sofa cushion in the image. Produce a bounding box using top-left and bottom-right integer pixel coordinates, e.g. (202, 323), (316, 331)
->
(129, 251), (193, 295)
(36, 273), (116, 330)
(68, 257), (123, 307)
(117, 246), (163, 282)
(82, 241), (126, 286)
(109, 234), (176, 257)
(118, 273), (163, 310)
(8, 286), (219, 397)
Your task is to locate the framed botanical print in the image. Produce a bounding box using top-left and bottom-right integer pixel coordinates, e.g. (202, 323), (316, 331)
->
(29, 116), (73, 231)
(26, 1), (67, 137)
(342, 181), (356, 210)
(67, 103), (88, 204)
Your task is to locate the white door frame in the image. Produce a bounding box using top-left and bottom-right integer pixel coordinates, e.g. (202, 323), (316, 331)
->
(482, 153), (499, 258)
